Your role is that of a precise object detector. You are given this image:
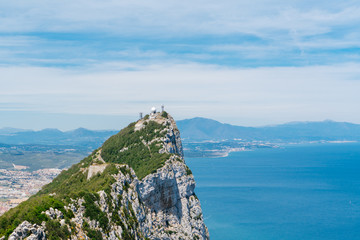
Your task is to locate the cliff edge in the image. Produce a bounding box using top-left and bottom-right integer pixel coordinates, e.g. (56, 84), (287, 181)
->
(0, 112), (209, 240)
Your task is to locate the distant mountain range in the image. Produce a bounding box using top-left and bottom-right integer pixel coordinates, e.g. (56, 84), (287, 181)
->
(0, 127), (118, 147)
(1, 118), (360, 146)
(176, 118), (360, 142)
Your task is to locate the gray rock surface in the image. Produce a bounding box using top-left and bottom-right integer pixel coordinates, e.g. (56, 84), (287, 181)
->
(44, 207), (63, 220)
(136, 155), (208, 239)
(8, 221), (45, 240)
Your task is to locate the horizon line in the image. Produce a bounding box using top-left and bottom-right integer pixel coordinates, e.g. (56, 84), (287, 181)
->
(1, 118), (359, 132)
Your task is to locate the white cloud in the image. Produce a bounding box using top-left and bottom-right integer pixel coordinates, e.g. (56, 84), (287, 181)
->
(0, 62), (359, 126)
(1, 1), (360, 128)
(0, 0), (358, 68)
(1, 1), (359, 37)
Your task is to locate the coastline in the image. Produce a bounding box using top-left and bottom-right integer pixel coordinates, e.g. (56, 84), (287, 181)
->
(184, 140), (359, 158)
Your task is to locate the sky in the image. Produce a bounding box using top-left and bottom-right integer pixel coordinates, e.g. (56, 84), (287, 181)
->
(1, 0), (360, 130)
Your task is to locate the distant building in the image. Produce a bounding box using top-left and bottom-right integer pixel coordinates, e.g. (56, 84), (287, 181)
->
(151, 106), (156, 114)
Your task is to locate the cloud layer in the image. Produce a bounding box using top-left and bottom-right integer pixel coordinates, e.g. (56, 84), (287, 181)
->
(0, 0), (359, 128)
(1, 0), (360, 67)
(1, 62), (359, 128)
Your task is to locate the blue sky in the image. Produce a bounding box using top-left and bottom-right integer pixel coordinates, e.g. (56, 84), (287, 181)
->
(1, 0), (360, 130)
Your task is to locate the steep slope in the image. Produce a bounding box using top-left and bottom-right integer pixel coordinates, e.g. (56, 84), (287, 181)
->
(0, 112), (209, 240)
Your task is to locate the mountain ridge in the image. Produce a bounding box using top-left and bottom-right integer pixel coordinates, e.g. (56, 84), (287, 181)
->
(177, 117), (360, 141)
(1, 118), (359, 146)
(0, 128), (118, 148)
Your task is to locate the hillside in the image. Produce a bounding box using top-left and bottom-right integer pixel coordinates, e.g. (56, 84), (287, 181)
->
(177, 118), (360, 141)
(0, 112), (209, 240)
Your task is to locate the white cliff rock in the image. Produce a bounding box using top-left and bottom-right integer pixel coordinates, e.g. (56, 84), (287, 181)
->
(8, 221), (45, 240)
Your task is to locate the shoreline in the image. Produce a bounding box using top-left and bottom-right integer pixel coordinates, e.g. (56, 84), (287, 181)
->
(184, 140), (359, 159)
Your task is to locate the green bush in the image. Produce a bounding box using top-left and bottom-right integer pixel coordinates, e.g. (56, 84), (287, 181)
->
(101, 120), (172, 179)
(185, 165), (193, 175)
(83, 193), (109, 230)
(83, 221), (103, 240)
(161, 111), (168, 118)
(38, 164), (118, 200)
(46, 220), (70, 240)
(0, 195), (65, 237)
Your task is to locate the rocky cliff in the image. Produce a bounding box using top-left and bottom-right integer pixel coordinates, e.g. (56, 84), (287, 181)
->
(0, 112), (209, 240)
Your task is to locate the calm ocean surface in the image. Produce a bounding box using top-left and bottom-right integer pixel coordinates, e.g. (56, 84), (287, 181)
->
(186, 143), (360, 240)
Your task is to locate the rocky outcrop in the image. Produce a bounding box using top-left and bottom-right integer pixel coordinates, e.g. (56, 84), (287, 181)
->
(2, 112), (209, 240)
(44, 207), (64, 220)
(8, 221), (45, 240)
(137, 156), (208, 239)
(135, 113), (184, 158)
(161, 115), (184, 158)
(66, 157), (209, 239)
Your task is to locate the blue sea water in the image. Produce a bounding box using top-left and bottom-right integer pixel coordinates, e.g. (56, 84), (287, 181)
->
(186, 143), (360, 240)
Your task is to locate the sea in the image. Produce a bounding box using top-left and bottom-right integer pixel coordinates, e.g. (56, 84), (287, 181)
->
(186, 143), (360, 240)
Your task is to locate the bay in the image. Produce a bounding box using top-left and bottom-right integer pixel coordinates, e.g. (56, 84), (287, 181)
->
(186, 143), (360, 240)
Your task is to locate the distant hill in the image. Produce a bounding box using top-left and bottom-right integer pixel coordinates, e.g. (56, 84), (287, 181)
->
(0, 127), (31, 134)
(177, 118), (360, 142)
(1, 118), (360, 145)
(0, 128), (118, 148)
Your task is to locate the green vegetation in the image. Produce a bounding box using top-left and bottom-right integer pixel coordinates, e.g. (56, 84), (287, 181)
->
(46, 220), (71, 240)
(0, 115), (178, 238)
(38, 161), (119, 199)
(161, 111), (168, 118)
(0, 160), (119, 238)
(119, 166), (132, 176)
(185, 165), (193, 175)
(0, 195), (70, 238)
(101, 120), (173, 179)
(83, 193), (108, 230)
(83, 221), (103, 240)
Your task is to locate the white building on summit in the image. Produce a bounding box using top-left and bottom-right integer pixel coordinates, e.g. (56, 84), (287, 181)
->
(151, 106), (156, 114)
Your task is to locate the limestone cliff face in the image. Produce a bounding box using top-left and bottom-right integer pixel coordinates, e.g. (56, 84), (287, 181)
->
(2, 112), (209, 240)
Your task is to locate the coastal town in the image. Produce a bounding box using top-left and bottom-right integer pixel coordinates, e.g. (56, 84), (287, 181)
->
(0, 167), (62, 215)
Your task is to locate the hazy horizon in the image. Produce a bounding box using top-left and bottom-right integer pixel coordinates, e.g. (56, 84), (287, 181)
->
(1, 114), (359, 132)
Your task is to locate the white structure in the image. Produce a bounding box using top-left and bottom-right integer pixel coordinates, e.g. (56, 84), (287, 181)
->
(151, 106), (156, 115)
